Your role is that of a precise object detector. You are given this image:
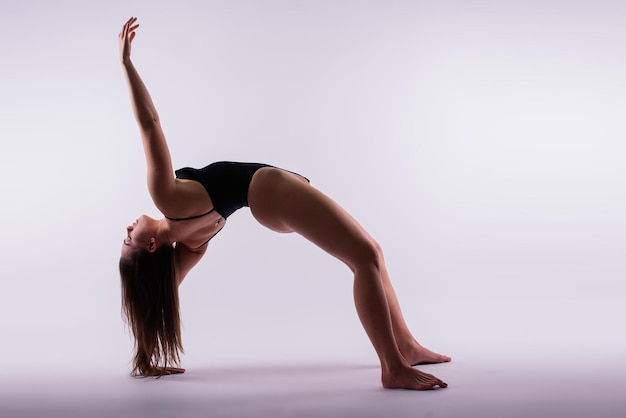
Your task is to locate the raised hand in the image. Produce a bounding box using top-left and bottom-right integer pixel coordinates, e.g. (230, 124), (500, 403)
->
(119, 17), (139, 64)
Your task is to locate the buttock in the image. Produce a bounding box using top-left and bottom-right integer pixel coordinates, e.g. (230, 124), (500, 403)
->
(247, 167), (310, 232)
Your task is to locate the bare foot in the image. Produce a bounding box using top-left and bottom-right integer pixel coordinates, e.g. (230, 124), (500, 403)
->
(399, 342), (451, 366)
(382, 365), (447, 390)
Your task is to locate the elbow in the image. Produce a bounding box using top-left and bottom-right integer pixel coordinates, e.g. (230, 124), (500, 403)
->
(139, 114), (160, 131)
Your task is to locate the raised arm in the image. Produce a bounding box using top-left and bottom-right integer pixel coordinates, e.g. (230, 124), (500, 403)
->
(119, 17), (176, 211)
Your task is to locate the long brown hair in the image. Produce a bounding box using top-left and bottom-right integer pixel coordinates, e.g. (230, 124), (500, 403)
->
(119, 244), (183, 376)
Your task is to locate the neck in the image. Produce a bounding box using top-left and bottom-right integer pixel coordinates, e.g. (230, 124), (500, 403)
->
(155, 218), (175, 245)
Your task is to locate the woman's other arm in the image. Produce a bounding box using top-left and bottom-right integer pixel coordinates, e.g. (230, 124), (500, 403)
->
(175, 243), (208, 285)
(119, 17), (176, 211)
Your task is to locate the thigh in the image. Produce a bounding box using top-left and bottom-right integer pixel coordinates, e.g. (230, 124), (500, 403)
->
(250, 171), (376, 269)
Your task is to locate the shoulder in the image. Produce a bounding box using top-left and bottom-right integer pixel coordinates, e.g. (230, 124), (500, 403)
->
(156, 179), (214, 219)
(174, 241), (208, 285)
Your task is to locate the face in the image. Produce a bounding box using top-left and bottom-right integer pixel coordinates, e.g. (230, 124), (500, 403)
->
(121, 214), (155, 259)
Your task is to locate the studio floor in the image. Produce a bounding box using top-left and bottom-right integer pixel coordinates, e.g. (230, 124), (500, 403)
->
(2, 356), (625, 418)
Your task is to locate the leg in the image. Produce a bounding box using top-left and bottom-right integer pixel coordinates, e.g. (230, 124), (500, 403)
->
(378, 249), (451, 365)
(340, 211), (451, 365)
(249, 171), (447, 390)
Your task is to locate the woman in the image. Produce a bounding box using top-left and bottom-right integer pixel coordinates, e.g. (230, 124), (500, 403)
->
(118, 17), (450, 390)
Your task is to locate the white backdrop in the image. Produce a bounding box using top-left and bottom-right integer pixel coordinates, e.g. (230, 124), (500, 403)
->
(0, 0), (624, 377)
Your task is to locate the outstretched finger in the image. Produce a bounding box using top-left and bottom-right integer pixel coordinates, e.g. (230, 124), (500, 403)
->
(122, 17), (137, 33)
(120, 20), (139, 43)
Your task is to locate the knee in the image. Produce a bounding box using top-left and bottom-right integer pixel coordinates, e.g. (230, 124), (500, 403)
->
(349, 239), (382, 274)
(372, 239), (384, 257)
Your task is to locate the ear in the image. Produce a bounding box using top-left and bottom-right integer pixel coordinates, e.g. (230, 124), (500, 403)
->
(148, 237), (157, 253)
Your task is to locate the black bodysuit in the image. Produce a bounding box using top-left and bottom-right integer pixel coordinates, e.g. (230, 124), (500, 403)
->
(174, 161), (273, 219)
(164, 161), (308, 247)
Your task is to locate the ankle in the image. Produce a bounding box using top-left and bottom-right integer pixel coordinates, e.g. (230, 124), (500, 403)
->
(381, 355), (410, 374)
(397, 339), (419, 354)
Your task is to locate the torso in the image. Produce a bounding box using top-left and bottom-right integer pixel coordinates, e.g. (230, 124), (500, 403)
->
(164, 178), (226, 249)
(163, 164), (308, 248)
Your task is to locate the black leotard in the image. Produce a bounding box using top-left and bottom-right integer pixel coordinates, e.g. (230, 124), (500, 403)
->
(164, 162), (308, 247)
(172, 161), (273, 219)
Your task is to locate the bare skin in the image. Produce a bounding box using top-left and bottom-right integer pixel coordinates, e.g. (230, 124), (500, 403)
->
(119, 17), (449, 389)
(248, 169), (449, 390)
(143, 366), (186, 376)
